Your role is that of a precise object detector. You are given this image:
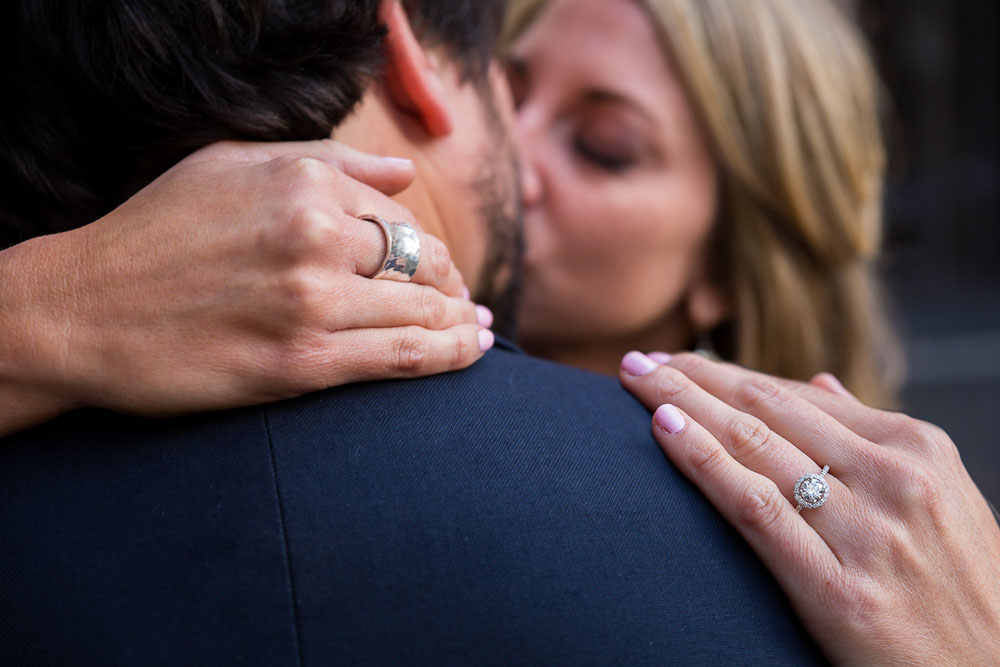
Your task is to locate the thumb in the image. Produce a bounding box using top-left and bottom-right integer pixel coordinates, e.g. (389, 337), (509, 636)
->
(325, 144), (416, 196)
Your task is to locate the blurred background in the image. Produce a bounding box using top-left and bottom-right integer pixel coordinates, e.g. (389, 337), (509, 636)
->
(839, 0), (999, 503)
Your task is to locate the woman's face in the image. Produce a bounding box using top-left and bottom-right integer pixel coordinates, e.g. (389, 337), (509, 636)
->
(509, 0), (720, 353)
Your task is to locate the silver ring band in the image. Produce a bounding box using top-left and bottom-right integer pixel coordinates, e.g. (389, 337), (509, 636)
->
(358, 214), (420, 282)
(794, 464), (830, 512)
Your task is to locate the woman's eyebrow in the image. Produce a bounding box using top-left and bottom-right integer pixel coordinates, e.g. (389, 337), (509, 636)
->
(580, 89), (658, 128)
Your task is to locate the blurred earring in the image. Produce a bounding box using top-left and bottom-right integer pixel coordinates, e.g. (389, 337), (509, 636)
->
(694, 330), (721, 361)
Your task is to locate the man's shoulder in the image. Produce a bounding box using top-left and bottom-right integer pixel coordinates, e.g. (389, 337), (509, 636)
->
(259, 344), (821, 664)
(0, 344), (824, 665)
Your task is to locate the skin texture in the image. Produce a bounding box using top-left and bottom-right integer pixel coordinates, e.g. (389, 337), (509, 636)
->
(620, 351), (1000, 665)
(0, 138), (494, 436)
(509, 0), (723, 375)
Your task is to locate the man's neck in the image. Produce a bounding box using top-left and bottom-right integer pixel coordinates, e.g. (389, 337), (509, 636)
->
(521, 314), (694, 376)
(333, 90), (448, 242)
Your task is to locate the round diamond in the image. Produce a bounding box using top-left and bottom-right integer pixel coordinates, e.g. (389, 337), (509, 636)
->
(799, 478), (825, 503)
(793, 471), (830, 510)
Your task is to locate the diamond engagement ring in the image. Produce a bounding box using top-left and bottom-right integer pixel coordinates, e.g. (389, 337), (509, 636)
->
(793, 465), (830, 512)
(359, 214), (420, 282)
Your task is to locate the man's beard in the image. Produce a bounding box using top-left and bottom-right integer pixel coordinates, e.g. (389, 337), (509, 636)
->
(471, 100), (524, 340)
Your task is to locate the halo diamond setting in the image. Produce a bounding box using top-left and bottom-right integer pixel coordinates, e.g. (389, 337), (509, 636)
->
(793, 465), (830, 512)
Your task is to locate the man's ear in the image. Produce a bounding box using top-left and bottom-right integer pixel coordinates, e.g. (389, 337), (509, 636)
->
(379, 0), (453, 137)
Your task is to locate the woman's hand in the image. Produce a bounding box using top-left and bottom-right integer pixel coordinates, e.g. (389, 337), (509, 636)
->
(0, 139), (494, 435)
(619, 351), (1000, 665)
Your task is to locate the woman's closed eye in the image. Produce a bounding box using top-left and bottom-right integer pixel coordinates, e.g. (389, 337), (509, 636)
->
(572, 126), (650, 174)
(573, 135), (638, 173)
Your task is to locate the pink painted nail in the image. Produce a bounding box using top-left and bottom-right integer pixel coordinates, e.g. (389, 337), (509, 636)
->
(476, 305), (494, 328)
(622, 351), (659, 376)
(478, 328), (495, 352)
(648, 351), (673, 365)
(814, 373), (857, 400)
(381, 156), (415, 169)
(654, 404), (686, 434)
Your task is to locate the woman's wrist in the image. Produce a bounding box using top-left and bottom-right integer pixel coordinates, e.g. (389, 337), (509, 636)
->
(0, 235), (87, 435)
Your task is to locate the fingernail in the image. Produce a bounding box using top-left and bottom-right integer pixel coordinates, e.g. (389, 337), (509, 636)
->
(462, 286), (471, 300)
(381, 156), (414, 168)
(648, 351), (673, 365)
(622, 351), (659, 376)
(654, 404), (686, 434)
(478, 328), (495, 352)
(476, 305), (494, 328)
(817, 373), (855, 400)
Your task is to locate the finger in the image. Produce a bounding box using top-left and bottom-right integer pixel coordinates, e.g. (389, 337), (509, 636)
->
(810, 373), (859, 401)
(619, 353), (855, 539)
(316, 324), (494, 384)
(315, 141), (415, 196)
(650, 403), (841, 598)
(664, 354), (868, 476)
(769, 375), (908, 446)
(349, 222), (465, 298)
(201, 139), (416, 195)
(333, 279), (489, 331)
(407, 232), (466, 298)
(621, 353), (823, 497)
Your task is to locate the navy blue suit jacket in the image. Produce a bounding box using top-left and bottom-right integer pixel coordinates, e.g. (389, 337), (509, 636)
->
(1, 340), (823, 665)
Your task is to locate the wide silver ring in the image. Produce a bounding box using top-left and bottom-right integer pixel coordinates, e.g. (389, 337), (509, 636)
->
(794, 465), (830, 512)
(358, 214), (420, 282)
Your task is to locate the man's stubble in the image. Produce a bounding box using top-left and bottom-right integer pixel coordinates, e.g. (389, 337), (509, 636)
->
(471, 88), (525, 340)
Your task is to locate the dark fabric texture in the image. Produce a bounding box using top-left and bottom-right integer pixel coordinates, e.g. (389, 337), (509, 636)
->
(0, 340), (824, 665)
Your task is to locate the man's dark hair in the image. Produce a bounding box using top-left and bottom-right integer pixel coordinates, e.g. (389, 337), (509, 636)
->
(0, 0), (506, 249)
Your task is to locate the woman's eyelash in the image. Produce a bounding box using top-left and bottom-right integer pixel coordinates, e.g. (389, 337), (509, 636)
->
(573, 138), (636, 172)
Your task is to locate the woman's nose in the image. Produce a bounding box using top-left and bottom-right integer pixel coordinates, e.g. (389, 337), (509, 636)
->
(515, 111), (544, 209)
(519, 152), (543, 209)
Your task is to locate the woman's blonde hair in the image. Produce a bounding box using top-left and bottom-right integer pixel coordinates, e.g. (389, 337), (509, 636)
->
(503, 0), (903, 406)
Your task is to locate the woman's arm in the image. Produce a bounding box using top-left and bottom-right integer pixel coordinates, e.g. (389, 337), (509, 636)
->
(618, 351), (1000, 665)
(0, 139), (493, 438)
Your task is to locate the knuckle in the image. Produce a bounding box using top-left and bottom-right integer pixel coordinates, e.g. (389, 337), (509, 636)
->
(734, 378), (786, 412)
(736, 482), (786, 532)
(689, 443), (728, 477)
(669, 352), (709, 374)
(450, 329), (472, 367)
(899, 464), (942, 509)
(417, 286), (448, 328)
(724, 415), (773, 460)
(279, 269), (311, 305)
(892, 415), (956, 458)
(277, 270), (322, 322)
(279, 208), (331, 259)
(911, 419), (950, 449)
(881, 411), (918, 440)
(284, 155), (332, 185)
(421, 236), (453, 284)
(393, 329), (427, 373)
(650, 366), (692, 402)
(462, 300), (479, 325)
